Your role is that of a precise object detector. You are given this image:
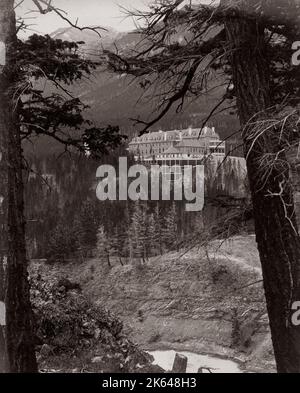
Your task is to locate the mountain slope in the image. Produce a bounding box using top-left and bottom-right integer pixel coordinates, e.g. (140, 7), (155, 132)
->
(25, 26), (241, 156)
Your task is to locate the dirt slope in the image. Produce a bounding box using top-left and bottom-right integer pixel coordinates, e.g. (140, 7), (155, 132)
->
(33, 235), (276, 372)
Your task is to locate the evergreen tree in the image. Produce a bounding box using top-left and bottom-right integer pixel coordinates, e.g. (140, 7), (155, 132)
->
(0, 1), (124, 371)
(162, 202), (179, 251)
(78, 199), (98, 257)
(121, 204), (132, 260)
(147, 213), (156, 257)
(109, 226), (124, 266)
(72, 215), (85, 262)
(153, 204), (164, 255)
(147, 212), (162, 257)
(97, 225), (111, 267)
(129, 201), (148, 262)
(46, 222), (78, 263)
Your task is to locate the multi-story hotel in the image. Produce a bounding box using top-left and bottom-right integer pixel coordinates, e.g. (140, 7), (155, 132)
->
(128, 126), (226, 165)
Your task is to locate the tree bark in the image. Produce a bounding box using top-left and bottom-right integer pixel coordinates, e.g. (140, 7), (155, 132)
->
(0, 155), (8, 374)
(225, 5), (300, 372)
(0, 0), (10, 374)
(0, 0), (37, 373)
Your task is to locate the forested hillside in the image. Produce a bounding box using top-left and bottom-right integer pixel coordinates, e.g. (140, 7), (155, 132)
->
(24, 153), (247, 261)
(22, 26), (242, 157)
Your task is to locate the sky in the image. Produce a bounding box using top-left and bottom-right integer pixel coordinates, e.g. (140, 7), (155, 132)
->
(17, 1), (210, 37)
(17, 0), (153, 36)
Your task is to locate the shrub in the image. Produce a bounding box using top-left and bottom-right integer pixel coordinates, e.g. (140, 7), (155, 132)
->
(30, 273), (155, 372)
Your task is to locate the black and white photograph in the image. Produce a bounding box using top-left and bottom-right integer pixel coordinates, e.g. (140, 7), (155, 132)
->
(0, 0), (300, 379)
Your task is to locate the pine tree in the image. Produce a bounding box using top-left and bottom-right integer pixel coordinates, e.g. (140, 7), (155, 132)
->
(72, 215), (85, 262)
(129, 201), (148, 262)
(79, 199), (98, 257)
(109, 226), (124, 266)
(46, 222), (77, 263)
(97, 225), (111, 267)
(0, 0), (124, 373)
(51, 225), (67, 263)
(162, 202), (179, 251)
(147, 213), (156, 257)
(147, 213), (161, 257)
(120, 207), (131, 261)
(153, 204), (164, 255)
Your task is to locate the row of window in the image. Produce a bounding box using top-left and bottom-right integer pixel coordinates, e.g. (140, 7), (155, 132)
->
(136, 147), (225, 156)
(210, 148), (225, 154)
(136, 147), (208, 155)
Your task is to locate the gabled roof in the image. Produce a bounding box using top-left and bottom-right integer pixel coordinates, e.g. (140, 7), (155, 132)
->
(129, 126), (222, 144)
(181, 128), (201, 138)
(164, 146), (181, 154)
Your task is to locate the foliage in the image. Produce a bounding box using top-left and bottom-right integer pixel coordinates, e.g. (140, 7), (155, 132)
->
(15, 34), (126, 157)
(45, 222), (78, 263)
(109, 226), (125, 265)
(106, 0), (300, 139)
(162, 202), (179, 250)
(30, 272), (156, 372)
(77, 199), (99, 255)
(31, 273), (120, 352)
(129, 201), (148, 260)
(97, 225), (111, 266)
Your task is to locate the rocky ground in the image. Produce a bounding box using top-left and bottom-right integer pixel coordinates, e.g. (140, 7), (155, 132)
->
(31, 235), (276, 373)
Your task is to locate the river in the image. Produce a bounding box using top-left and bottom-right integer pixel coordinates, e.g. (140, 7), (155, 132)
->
(148, 350), (242, 373)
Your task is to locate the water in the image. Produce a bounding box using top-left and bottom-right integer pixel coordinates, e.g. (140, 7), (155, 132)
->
(148, 350), (242, 373)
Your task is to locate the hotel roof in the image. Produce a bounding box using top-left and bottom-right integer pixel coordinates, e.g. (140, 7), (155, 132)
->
(130, 127), (220, 144)
(163, 146), (181, 155)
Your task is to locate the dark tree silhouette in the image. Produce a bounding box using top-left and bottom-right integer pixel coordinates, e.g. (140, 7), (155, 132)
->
(0, 0), (124, 372)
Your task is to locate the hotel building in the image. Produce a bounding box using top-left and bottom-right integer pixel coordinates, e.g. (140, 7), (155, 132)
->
(128, 126), (226, 166)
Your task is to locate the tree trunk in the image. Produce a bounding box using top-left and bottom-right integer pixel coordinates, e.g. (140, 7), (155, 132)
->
(0, 199), (8, 373)
(107, 253), (111, 267)
(0, 0), (37, 373)
(0, 0), (10, 374)
(225, 6), (300, 372)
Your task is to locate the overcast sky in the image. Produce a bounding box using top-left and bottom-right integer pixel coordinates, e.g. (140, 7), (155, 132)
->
(17, 0), (153, 36)
(17, 1), (211, 36)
